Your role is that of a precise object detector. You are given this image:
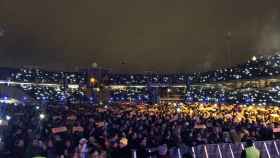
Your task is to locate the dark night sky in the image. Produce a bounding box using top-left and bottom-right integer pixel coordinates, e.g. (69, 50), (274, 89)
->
(0, 0), (280, 72)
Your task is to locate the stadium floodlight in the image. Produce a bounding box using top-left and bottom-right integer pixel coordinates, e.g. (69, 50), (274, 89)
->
(39, 114), (45, 120)
(6, 115), (11, 121)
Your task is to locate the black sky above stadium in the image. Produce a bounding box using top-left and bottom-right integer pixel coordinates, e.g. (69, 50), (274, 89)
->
(0, 1), (280, 72)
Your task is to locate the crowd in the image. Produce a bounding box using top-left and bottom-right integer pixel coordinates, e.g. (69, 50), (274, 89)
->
(19, 85), (92, 105)
(107, 54), (280, 85)
(185, 85), (280, 105)
(107, 84), (280, 105)
(0, 67), (87, 85)
(109, 87), (151, 103)
(1, 54), (280, 87)
(1, 102), (280, 158)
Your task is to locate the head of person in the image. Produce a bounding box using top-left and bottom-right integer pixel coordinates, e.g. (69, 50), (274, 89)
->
(32, 139), (39, 147)
(89, 136), (96, 144)
(47, 140), (53, 148)
(17, 139), (24, 147)
(246, 139), (254, 147)
(158, 144), (168, 156)
(140, 138), (147, 147)
(111, 141), (118, 149)
(90, 150), (99, 158)
(65, 140), (71, 147)
(79, 138), (88, 145)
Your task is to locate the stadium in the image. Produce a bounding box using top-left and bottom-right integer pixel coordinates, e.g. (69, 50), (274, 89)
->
(1, 54), (280, 157)
(2, 1), (280, 157)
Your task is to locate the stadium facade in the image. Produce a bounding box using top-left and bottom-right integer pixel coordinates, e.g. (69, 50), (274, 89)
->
(1, 54), (280, 105)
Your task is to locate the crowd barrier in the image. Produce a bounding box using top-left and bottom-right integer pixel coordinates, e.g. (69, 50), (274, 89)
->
(132, 140), (280, 158)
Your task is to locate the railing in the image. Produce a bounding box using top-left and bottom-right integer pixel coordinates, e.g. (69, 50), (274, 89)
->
(132, 140), (280, 158)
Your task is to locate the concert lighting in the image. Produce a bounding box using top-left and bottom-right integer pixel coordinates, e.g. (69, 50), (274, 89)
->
(39, 114), (45, 120)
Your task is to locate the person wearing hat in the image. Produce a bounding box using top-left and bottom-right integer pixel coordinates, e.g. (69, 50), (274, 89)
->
(241, 139), (261, 158)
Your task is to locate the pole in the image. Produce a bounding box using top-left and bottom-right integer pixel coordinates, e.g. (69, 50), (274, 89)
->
(99, 67), (102, 105)
(226, 32), (232, 67)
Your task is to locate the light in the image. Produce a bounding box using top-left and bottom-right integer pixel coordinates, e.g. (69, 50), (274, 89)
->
(4, 97), (8, 100)
(39, 114), (45, 120)
(6, 115), (11, 121)
(0, 119), (2, 125)
(36, 106), (40, 110)
(96, 88), (100, 92)
(176, 107), (181, 113)
(68, 84), (79, 89)
(90, 78), (97, 84)
(252, 56), (257, 61)
(167, 88), (171, 93)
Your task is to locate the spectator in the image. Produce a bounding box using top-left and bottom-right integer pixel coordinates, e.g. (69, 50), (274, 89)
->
(241, 139), (261, 158)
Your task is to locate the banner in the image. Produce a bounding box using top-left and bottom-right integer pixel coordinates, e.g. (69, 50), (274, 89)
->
(97, 108), (106, 112)
(194, 124), (207, 129)
(96, 122), (105, 127)
(67, 115), (77, 120)
(85, 112), (92, 116)
(0, 120), (8, 126)
(73, 126), (84, 132)
(273, 128), (280, 133)
(52, 116), (62, 120)
(51, 127), (67, 134)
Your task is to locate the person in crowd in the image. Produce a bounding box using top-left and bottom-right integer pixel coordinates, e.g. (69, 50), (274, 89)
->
(158, 144), (169, 158)
(47, 140), (57, 158)
(75, 138), (89, 158)
(241, 139), (261, 158)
